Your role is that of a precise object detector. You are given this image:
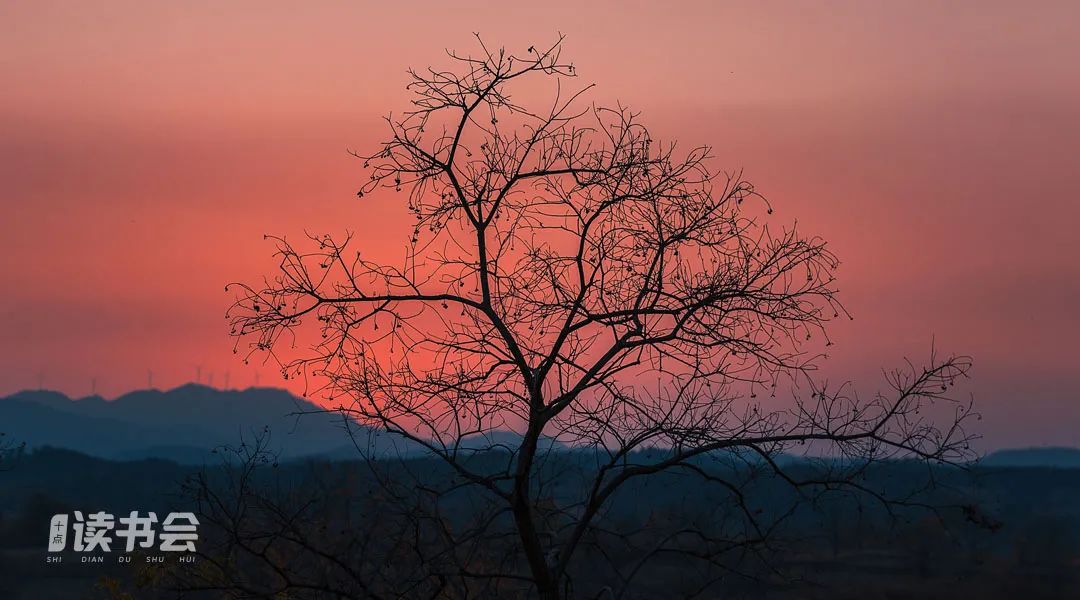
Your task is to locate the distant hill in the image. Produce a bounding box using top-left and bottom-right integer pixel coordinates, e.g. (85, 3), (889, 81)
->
(0, 385), (413, 463)
(5, 386), (1075, 468)
(982, 446), (1080, 468)
(0, 385), (565, 463)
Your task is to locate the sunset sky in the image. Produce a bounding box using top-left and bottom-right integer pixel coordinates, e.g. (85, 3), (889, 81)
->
(2, 1), (1077, 449)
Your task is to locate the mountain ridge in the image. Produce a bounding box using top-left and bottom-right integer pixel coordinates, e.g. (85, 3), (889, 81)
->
(1, 385), (370, 463)
(3, 386), (1077, 467)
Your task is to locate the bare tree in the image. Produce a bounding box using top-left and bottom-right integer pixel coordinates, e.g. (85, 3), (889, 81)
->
(226, 36), (976, 599)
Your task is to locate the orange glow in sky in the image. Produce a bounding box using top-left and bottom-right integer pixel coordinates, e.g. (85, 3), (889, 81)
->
(2, 1), (1078, 448)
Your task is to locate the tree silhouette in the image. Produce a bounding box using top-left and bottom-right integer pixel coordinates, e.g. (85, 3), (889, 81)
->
(226, 36), (976, 598)
(0, 432), (23, 471)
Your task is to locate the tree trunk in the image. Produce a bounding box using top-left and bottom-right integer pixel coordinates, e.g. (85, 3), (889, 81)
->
(512, 417), (558, 599)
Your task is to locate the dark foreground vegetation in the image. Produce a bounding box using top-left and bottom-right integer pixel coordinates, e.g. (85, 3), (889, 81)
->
(0, 447), (1077, 599)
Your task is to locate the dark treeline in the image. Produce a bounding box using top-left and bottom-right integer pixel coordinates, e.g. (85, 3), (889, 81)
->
(1, 447), (1077, 598)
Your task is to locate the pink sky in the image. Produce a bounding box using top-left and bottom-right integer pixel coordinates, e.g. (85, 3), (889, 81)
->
(2, 1), (1078, 448)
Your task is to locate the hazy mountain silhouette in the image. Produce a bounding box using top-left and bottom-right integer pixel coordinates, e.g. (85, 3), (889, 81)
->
(982, 446), (1080, 468)
(4, 386), (1077, 467)
(0, 385), (418, 463)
